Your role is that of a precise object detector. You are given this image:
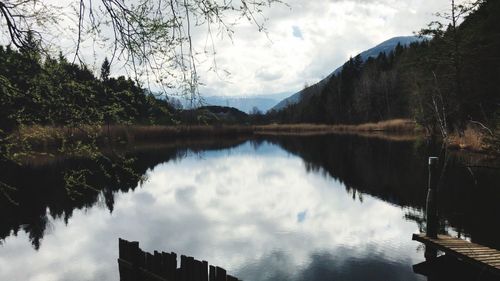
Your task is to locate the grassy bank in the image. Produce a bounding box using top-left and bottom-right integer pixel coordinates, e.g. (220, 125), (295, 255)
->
(12, 119), (417, 146)
(446, 127), (491, 153)
(254, 119), (419, 134)
(7, 118), (496, 155)
(12, 125), (254, 149)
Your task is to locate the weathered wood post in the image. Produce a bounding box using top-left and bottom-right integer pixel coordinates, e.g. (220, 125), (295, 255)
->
(119, 238), (241, 281)
(425, 156), (439, 260)
(118, 238), (142, 281)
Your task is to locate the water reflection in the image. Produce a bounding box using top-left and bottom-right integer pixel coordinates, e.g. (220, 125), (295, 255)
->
(263, 135), (500, 249)
(0, 135), (499, 281)
(0, 138), (248, 249)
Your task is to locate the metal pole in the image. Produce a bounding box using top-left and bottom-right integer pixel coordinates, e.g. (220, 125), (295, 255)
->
(425, 157), (439, 260)
(426, 157), (439, 238)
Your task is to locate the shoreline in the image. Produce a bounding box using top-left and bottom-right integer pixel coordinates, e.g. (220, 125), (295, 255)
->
(8, 118), (493, 154)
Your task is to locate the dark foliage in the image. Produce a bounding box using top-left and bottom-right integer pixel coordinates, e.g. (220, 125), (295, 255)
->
(0, 47), (176, 133)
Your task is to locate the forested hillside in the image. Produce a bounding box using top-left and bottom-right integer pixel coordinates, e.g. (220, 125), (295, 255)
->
(0, 47), (177, 133)
(271, 36), (423, 111)
(0, 47), (253, 136)
(269, 0), (499, 137)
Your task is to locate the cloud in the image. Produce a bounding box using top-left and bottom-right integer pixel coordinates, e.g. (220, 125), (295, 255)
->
(194, 0), (448, 97)
(255, 69), (283, 81)
(6, 0), (449, 98)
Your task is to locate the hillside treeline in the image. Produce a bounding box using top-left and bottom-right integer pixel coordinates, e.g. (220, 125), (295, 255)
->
(0, 47), (179, 134)
(268, 0), (500, 137)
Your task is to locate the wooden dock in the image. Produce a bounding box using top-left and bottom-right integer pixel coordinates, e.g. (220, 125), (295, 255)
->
(413, 233), (500, 276)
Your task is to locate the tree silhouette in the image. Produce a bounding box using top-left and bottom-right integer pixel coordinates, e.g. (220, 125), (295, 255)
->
(100, 57), (111, 81)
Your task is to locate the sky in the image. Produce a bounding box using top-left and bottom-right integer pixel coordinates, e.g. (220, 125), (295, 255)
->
(0, 0), (454, 99)
(191, 0), (452, 98)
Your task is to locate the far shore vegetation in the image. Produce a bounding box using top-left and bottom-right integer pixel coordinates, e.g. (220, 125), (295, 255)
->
(9, 118), (494, 154)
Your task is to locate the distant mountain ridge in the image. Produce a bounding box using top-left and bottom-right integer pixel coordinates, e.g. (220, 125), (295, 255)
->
(182, 92), (292, 113)
(271, 36), (424, 111)
(202, 96), (279, 113)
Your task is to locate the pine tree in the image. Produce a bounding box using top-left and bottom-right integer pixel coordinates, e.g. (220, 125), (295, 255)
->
(100, 58), (111, 81)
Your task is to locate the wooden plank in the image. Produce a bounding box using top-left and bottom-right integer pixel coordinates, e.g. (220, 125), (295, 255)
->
(480, 260), (500, 266)
(431, 238), (471, 242)
(447, 247), (496, 251)
(434, 243), (476, 247)
(209, 265), (216, 281)
(180, 255), (188, 281)
(474, 257), (500, 263)
(454, 250), (500, 255)
(448, 249), (496, 254)
(215, 266), (226, 281)
(201, 261), (209, 281)
(413, 233), (500, 276)
(429, 241), (479, 246)
(456, 249), (500, 255)
(435, 241), (479, 246)
(464, 254), (500, 261)
(467, 253), (500, 258)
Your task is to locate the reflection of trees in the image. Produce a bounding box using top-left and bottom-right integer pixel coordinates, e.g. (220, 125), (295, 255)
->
(266, 135), (431, 207)
(2, 135), (499, 251)
(0, 137), (247, 249)
(265, 134), (500, 249)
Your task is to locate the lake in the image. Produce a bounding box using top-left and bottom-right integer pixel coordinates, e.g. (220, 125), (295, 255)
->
(1, 134), (499, 281)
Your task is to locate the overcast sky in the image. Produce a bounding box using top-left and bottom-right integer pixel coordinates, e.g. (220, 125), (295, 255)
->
(190, 0), (452, 98)
(5, 0), (454, 98)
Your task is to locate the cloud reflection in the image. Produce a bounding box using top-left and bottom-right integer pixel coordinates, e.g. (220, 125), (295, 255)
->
(0, 142), (425, 281)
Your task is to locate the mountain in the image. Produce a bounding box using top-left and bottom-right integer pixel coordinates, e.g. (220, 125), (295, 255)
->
(179, 105), (249, 124)
(271, 36), (424, 111)
(200, 92), (292, 113)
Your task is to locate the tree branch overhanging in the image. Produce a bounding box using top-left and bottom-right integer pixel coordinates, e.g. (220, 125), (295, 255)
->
(0, 0), (284, 101)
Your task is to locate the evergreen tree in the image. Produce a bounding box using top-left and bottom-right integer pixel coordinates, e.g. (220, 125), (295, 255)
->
(100, 58), (111, 81)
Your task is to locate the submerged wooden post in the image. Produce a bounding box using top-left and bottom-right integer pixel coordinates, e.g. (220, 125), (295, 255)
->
(425, 156), (439, 260)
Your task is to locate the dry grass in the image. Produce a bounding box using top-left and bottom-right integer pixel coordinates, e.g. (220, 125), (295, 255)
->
(11, 124), (254, 149)
(335, 119), (418, 132)
(254, 119), (418, 134)
(101, 125), (253, 143)
(11, 120), (418, 149)
(447, 126), (487, 152)
(12, 125), (100, 147)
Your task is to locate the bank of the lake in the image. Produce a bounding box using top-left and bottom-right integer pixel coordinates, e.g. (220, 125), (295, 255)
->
(9, 118), (495, 154)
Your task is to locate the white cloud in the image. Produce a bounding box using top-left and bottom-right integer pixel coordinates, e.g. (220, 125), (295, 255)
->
(192, 0), (450, 97)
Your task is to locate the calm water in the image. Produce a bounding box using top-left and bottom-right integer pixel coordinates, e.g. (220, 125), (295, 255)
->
(1, 135), (499, 281)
